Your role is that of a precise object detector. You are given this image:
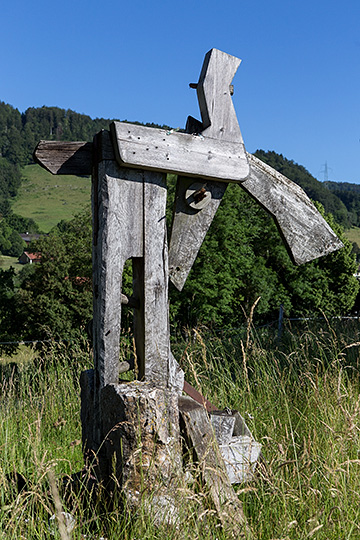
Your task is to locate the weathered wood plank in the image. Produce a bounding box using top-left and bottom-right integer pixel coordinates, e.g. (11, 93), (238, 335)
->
(110, 122), (249, 183)
(92, 132), (183, 391)
(242, 152), (344, 264)
(168, 178), (227, 290)
(92, 159), (144, 392)
(34, 140), (93, 175)
(196, 48), (244, 143)
(132, 172), (169, 385)
(179, 396), (251, 537)
(133, 172), (183, 390)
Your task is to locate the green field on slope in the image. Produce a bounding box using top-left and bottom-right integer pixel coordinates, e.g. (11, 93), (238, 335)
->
(344, 226), (360, 247)
(12, 164), (91, 232)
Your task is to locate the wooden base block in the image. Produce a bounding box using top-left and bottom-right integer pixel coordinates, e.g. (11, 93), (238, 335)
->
(100, 382), (182, 516)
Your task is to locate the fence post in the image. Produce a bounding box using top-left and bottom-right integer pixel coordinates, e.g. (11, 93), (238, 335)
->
(277, 304), (284, 342)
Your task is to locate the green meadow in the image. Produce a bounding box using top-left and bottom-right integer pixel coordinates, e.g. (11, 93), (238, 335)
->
(11, 165), (91, 232)
(344, 226), (360, 248)
(0, 255), (20, 271)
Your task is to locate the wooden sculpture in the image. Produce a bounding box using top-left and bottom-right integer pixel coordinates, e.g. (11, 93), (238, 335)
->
(34, 48), (343, 535)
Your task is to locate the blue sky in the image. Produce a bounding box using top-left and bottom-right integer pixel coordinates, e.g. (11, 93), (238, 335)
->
(1, 0), (359, 183)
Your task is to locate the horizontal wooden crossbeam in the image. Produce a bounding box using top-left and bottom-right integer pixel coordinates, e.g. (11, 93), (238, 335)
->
(110, 122), (249, 183)
(34, 141), (93, 175)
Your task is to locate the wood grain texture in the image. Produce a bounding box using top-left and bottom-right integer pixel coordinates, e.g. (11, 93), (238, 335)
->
(242, 153), (344, 264)
(132, 173), (183, 390)
(179, 396), (251, 537)
(92, 158), (144, 393)
(92, 148), (145, 450)
(168, 178), (227, 290)
(92, 131), (183, 392)
(196, 48), (244, 143)
(132, 171), (172, 386)
(168, 50), (248, 290)
(101, 383), (182, 514)
(34, 140), (93, 175)
(110, 122), (249, 183)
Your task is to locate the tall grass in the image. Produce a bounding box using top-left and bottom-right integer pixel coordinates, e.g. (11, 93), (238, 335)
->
(172, 320), (360, 539)
(1, 321), (360, 538)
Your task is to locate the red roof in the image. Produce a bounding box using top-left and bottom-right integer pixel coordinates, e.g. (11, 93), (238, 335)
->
(24, 251), (41, 261)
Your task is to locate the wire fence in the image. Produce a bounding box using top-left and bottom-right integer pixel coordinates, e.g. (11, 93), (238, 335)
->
(1, 310), (360, 346)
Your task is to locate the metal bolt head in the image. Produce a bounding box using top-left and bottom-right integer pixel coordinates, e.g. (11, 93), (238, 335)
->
(185, 182), (212, 210)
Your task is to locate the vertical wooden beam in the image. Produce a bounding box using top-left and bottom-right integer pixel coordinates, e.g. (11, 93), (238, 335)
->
(133, 172), (170, 386)
(92, 132), (144, 447)
(92, 159), (143, 390)
(93, 132), (178, 403)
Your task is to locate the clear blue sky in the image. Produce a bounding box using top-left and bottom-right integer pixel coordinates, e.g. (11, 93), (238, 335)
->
(1, 0), (359, 183)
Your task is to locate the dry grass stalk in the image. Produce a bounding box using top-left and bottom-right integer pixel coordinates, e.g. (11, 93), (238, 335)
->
(48, 468), (72, 540)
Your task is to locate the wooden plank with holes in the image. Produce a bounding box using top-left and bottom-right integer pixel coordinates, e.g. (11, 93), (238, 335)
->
(110, 121), (249, 183)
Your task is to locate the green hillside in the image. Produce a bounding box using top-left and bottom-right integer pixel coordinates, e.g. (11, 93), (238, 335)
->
(11, 164), (91, 232)
(344, 226), (360, 247)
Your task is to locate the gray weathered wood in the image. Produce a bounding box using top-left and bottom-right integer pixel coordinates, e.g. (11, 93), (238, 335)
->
(220, 436), (262, 484)
(242, 152), (344, 264)
(92, 159), (143, 392)
(179, 396), (251, 537)
(210, 412), (236, 444)
(210, 410), (262, 484)
(100, 382), (183, 524)
(169, 49), (244, 290)
(110, 121), (249, 183)
(169, 178), (227, 290)
(34, 140), (93, 175)
(92, 131), (183, 393)
(132, 171), (171, 386)
(195, 48), (244, 143)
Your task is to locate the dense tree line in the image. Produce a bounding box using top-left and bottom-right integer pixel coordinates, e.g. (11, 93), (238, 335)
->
(0, 101), (169, 167)
(324, 181), (360, 228)
(0, 99), (358, 227)
(0, 185), (358, 354)
(0, 158), (22, 215)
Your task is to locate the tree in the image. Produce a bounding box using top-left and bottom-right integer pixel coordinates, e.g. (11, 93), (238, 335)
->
(0, 268), (22, 355)
(168, 185), (359, 329)
(0, 158), (22, 216)
(0, 221), (25, 257)
(14, 209), (92, 345)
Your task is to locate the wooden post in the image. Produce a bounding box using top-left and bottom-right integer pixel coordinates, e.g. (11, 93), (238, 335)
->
(88, 131), (184, 463)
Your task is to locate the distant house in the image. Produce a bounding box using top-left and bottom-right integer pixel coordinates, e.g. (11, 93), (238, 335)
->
(18, 251), (42, 264)
(19, 233), (42, 245)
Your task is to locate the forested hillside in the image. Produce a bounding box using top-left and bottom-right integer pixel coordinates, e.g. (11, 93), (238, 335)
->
(324, 181), (360, 228)
(0, 100), (357, 227)
(0, 101), (168, 167)
(0, 100), (359, 351)
(254, 150), (351, 228)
